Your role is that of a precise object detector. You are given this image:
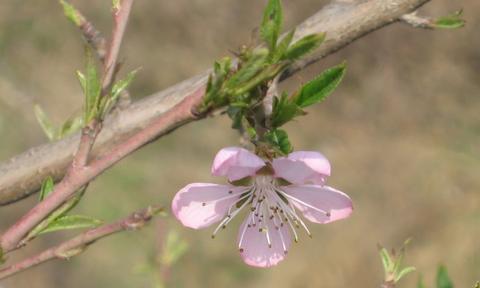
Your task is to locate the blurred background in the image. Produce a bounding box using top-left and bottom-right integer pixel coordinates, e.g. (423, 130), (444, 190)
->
(0, 0), (478, 287)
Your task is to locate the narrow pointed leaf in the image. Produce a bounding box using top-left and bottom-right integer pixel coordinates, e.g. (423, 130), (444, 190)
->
(434, 10), (465, 29)
(273, 29), (295, 62)
(39, 215), (103, 235)
(60, 116), (83, 138)
(293, 63), (346, 108)
(39, 176), (55, 201)
(282, 33), (326, 61)
(436, 265), (454, 288)
(395, 266), (416, 283)
(111, 69), (139, 101)
(59, 0), (84, 26)
(379, 247), (394, 272)
(83, 47), (101, 123)
(34, 105), (58, 141)
(271, 92), (304, 127)
(260, 0), (283, 52)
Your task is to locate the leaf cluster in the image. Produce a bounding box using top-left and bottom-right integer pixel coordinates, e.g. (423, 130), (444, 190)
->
(379, 240), (416, 285)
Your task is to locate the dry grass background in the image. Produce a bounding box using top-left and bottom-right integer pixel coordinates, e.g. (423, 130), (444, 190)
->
(0, 0), (479, 287)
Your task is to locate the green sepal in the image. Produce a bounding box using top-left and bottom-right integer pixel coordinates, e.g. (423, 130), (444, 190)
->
(271, 92), (305, 127)
(293, 62), (346, 108)
(260, 0), (283, 53)
(434, 10), (465, 29)
(436, 265), (454, 288)
(34, 105), (57, 141)
(282, 33), (326, 61)
(39, 176), (55, 201)
(38, 215), (103, 235)
(265, 129), (292, 154)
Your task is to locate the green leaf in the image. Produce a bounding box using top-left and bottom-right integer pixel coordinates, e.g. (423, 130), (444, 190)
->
(434, 10), (465, 29)
(60, 116), (83, 138)
(162, 231), (189, 266)
(418, 276), (427, 288)
(271, 92), (304, 127)
(203, 57), (232, 108)
(39, 215), (103, 235)
(39, 176), (55, 201)
(111, 69), (138, 102)
(273, 29), (295, 62)
(474, 281), (479, 288)
(83, 46), (102, 123)
(395, 266), (416, 283)
(265, 129), (292, 154)
(100, 69), (139, 117)
(34, 105), (57, 141)
(260, 0), (283, 53)
(282, 33), (326, 61)
(25, 188), (87, 243)
(436, 265), (454, 288)
(293, 62), (346, 108)
(379, 247), (394, 273)
(59, 0), (84, 26)
(225, 50), (268, 90)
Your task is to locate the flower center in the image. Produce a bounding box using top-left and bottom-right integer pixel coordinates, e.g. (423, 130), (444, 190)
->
(210, 175), (315, 256)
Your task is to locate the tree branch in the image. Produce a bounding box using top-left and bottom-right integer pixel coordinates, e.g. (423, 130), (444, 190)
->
(0, 0), (431, 206)
(0, 205), (162, 280)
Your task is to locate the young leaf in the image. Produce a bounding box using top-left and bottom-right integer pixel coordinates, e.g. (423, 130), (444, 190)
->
(293, 63), (346, 108)
(59, 0), (84, 26)
(271, 92), (304, 127)
(34, 105), (57, 141)
(434, 10), (465, 29)
(417, 276), (427, 288)
(161, 231), (189, 266)
(282, 33), (326, 61)
(395, 266), (416, 283)
(39, 176), (55, 201)
(225, 50), (268, 90)
(436, 265), (454, 288)
(111, 69), (139, 102)
(265, 129), (292, 154)
(39, 215), (103, 235)
(83, 47), (101, 123)
(273, 29), (295, 62)
(112, 0), (121, 10)
(260, 0), (283, 53)
(60, 116), (83, 138)
(379, 247), (394, 274)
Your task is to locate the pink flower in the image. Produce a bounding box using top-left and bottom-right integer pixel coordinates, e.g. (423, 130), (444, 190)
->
(172, 147), (353, 268)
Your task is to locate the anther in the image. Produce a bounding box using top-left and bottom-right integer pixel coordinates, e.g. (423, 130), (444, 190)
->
(202, 202), (206, 206)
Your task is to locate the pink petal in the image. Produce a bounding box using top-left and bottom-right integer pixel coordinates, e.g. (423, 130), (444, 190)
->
(272, 151), (331, 185)
(211, 147), (265, 181)
(237, 215), (291, 268)
(281, 185), (353, 224)
(172, 183), (245, 229)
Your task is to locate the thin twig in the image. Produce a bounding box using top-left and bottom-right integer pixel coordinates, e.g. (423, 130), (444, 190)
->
(0, 0), (136, 253)
(400, 12), (434, 29)
(0, 205), (162, 281)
